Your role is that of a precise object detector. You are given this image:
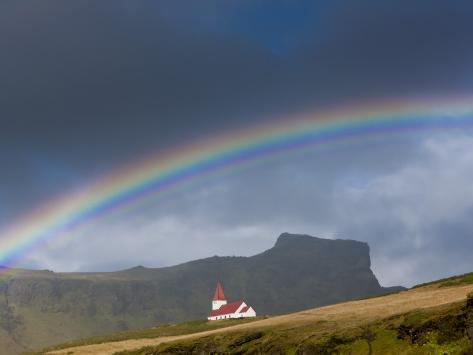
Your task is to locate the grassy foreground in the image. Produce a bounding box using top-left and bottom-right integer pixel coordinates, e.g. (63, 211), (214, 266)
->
(117, 294), (473, 355)
(26, 272), (473, 354)
(25, 318), (260, 355)
(414, 272), (473, 289)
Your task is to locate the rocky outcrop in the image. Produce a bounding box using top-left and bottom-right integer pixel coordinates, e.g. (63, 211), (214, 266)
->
(0, 233), (403, 353)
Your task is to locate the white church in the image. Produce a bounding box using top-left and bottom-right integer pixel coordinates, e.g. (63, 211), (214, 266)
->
(207, 281), (256, 321)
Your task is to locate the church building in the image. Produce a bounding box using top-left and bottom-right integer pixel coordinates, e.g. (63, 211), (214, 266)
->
(207, 281), (256, 320)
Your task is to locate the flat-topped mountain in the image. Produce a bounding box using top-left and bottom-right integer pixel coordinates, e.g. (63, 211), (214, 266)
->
(0, 233), (403, 353)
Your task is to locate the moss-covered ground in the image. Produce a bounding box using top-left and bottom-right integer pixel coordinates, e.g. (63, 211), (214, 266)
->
(414, 272), (473, 289)
(115, 293), (473, 355)
(24, 318), (260, 355)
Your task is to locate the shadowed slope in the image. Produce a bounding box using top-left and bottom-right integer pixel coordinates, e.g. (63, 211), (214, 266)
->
(1, 234), (400, 353)
(44, 282), (473, 355)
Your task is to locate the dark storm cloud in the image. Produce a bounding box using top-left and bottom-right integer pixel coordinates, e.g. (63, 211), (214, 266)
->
(306, 1), (473, 98)
(1, 1), (282, 147)
(2, 1), (473, 285)
(0, 0), (285, 217)
(2, 0), (473, 148)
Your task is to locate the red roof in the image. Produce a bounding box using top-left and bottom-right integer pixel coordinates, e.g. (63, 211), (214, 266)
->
(212, 281), (226, 301)
(208, 301), (244, 317)
(240, 306), (250, 313)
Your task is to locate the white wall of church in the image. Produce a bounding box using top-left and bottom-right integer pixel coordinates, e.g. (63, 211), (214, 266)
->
(212, 299), (227, 310)
(207, 303), (256, 321)
(242, 307), (256, 318)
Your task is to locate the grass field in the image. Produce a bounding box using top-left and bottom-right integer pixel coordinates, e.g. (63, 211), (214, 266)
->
(31, 279), (473, 355)
(119, 298), (473, 355)
(413, 272), (473, 289)
(24, 318), (260, 355)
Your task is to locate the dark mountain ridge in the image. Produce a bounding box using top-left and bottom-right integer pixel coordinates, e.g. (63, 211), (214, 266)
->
(0, 233), (403, 353)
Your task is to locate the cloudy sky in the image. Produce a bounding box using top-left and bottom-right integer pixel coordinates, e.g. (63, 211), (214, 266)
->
(2, 1), (473, 287)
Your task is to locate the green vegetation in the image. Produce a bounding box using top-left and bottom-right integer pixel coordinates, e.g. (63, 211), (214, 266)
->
(3, 234), (403, 353)
(413, 272), (473, 289)
(115, 293), (473, 355)
(24, 318), (260, 355)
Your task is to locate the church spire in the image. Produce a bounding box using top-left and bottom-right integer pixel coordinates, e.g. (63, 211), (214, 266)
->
(213, 281), (226, 301)
(211, 281), (227, 310)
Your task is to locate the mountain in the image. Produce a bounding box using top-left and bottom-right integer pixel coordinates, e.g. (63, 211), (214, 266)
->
(0, 233), (402, 353)
(36, 274), (473, 355)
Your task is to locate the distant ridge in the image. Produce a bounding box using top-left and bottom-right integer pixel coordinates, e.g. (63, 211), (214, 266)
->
(0, 233), (403, 354)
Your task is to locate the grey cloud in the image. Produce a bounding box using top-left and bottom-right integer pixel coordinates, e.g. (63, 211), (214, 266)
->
(3, 2), (473, 287)
(333, 134), (473, 285)
(21, 133), (434, 283)
(2, 0), (473, 148)
(21, 132), (473, 288)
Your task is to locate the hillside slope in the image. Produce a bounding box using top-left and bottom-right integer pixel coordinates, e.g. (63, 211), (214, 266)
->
(0, 233), (400, 353)
(42, 282), (473, 355)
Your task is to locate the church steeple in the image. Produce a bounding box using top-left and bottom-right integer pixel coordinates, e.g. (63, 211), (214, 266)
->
(213, 281), (226, 300)
(211, 281), (227, 310)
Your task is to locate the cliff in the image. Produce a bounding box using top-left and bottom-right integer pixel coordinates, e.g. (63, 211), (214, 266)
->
(0, 233), (403, 353)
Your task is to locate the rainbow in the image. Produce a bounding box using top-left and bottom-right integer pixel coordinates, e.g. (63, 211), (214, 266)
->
(1, 96), (473, 271)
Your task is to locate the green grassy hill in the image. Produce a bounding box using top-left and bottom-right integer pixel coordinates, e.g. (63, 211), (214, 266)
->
(28, 273), (473, 355)
(414, 272), (473, 289)
(0, 234), (402, 353)
(116, 294), (473, 355)
(26, 318), (260, 354)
